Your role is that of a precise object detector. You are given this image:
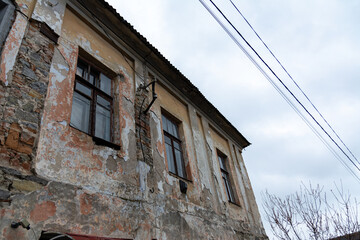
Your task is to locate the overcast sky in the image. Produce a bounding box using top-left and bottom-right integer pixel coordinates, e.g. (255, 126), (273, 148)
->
(106, 0), (360, 238)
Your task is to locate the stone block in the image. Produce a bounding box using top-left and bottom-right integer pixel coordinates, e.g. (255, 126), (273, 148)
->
(28, 89), (42, 99)
(5, 123), (20, 150)
(0, 189), (10, 200)
(4, 106), (16, 119)
(22, 102), (34, 112)
(29, 81), (47, 95)
(23, 123), (37, 134)
(15, 110), (38, 123)
(17, 143), (32, 154)
(24, 175), (48, 186)
(6, 95), (19, 106)
(22, 66), (39, 81)
(11, 179), (43, 192)
(20, 132), (35, 146)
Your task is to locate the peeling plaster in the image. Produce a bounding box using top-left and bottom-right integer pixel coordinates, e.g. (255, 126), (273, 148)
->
(0, 14), (27, 85)
(31, 0), (66, 35)
(157, 181), (164, 193)
(235, 160), (250, 212)
(137, 161), (150, 192)
(121, 115), (133, 162)
(166, 173), (176, 186)
(16, 0), (34, 17)
(93, 147), (117, 161)
(150, 111), (164, 158)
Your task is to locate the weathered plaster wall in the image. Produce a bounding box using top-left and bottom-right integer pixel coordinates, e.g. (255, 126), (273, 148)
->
(149, 81), (266, 237)
(36, 7), (138, 196)
(31, 0), (67, 36)
(208, 126), (262, 226)
(0, 8), (28, 85)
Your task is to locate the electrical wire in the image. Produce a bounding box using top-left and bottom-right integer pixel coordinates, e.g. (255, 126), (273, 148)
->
(198, 0), (360, 183)
(76, 0), (359, 179)
(228, 0), (360, 166)
(202, 0), (360, 174)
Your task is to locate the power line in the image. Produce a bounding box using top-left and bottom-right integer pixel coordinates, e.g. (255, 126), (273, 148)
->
(198, 0), (360, 182)
(228, 0), (360, 167)
(205, 0), (360, 173)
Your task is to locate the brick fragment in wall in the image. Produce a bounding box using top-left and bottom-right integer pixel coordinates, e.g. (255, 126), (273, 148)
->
(135, 88), (153, 166)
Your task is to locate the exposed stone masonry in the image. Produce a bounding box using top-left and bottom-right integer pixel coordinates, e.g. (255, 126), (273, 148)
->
(0, 20), (56, 174)
(135, 85), (153, 167)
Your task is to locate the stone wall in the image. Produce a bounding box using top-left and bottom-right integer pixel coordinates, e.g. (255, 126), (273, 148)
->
(0, 20), (56, 174)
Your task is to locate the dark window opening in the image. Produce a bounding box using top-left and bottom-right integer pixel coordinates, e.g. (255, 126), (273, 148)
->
(70, 57), (118, 149)
(0, 0), (15, 54)
(39, 231), (132, 240)
(218, 151), (236, 203)
(162, 113), (187, 179)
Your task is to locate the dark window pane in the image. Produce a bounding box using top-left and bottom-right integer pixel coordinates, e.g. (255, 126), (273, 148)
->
(168, 120), (176, 136)
(174, 148), (185, 178)
(164, 135), (172, 145)
(162, 114), (186, 179)
(95, 104), (111, 141)
(75, 81), (92, 96)
(76, 60), (87, 79)
(166, 118), (173, 135)
(218, 156), (226, 171)
(97, 95), (111, 109)
(226, 178), (235, 202)
(165, 142), (176, 173)
(70, 92), (90, 133)
(89, 69), (98, 85)
(76, 66), (83, 77)
(172, 123), (179, 138)
(0, 2), (6, 16)
(100, 73), (111, 95)
(162, 115), (169, 132)
(222, 172), (235, 202)
(173, 141), (181, 151)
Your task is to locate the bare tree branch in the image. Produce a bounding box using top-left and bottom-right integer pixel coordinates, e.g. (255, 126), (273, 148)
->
(262, 182), (360, 240)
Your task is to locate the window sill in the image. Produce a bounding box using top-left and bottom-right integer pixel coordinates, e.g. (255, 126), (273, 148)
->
(70, 125), (120, 150)
(228, 200), (242, 208)
(92, 136), (120, 150)
(169, 172), (192, 183)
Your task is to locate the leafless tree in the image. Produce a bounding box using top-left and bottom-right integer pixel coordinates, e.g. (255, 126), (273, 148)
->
(262, 182), (360, 240)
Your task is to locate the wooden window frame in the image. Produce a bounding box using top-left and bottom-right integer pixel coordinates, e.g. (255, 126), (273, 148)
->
(161, 113), (188, 180)
(70, 56), (119, 150)
(217, 151), (236, 203)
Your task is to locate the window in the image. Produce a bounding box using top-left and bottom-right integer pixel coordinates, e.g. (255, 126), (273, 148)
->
(218, 152), (236, 203)
(39, 231), (131, 240)
(70, 57), (114, 145)
(0, 0), (15, 53)
(161, 113), (187, 179)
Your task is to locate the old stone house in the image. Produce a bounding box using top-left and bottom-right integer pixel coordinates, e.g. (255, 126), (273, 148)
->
(0, 0), (268, 239)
